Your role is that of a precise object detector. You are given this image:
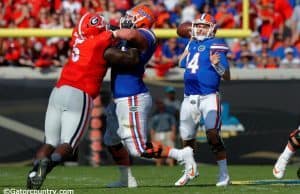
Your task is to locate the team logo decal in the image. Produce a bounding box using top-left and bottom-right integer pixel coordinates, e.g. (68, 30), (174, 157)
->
(198, 45), (206, 52)
(91, 17), (99, 25)
(130, 106), (138, 112)
(190, 100), (196, 104)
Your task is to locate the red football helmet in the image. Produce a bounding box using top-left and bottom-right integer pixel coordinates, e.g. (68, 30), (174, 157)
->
(191, 13), (217, 41)
(76, 12), (107, 38)
(120, 4), (156, 29)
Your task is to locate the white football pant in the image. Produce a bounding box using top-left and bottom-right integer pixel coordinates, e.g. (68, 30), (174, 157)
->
(44, 85), (93, 148)
(179, 93), (221, 140)
(104, 92), (152, 157)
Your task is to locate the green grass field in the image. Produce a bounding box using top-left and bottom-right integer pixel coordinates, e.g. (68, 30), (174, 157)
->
(0, 165), (300, 194)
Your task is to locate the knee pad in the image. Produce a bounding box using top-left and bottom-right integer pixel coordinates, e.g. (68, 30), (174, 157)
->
(206, 130), (226, 154)
(289, 129), (300, 150)
(141, 142), (163, 158)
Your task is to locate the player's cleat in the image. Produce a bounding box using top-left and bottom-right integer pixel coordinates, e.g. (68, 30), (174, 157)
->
(107, 176), (138, 188)
(216, 173), (230, 186)
(174, 147), (198, 186)
(30, 158), (50, 189)
(26, 171), (37, 189)
(273, 156), (289, 179)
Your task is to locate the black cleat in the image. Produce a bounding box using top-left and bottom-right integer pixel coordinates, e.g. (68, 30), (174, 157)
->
(26, 172), (34, 189)
(30, 158), (50, 189)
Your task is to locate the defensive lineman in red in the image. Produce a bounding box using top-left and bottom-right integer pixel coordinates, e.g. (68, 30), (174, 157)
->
(26, 12), (139, 189)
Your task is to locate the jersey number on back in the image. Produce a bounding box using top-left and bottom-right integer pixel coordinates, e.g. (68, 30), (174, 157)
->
(187, 53), (199, 74)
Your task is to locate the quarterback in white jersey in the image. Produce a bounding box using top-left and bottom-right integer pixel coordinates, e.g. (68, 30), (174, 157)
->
(177, 13), (231, 186)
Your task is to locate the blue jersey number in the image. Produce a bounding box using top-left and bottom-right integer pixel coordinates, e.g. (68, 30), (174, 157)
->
(187, 53), (199, 74)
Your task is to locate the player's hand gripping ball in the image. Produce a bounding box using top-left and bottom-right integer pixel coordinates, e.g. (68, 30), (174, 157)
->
(177, 22), (192, 38)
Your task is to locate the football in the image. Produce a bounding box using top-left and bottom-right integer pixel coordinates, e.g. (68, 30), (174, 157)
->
(177, 21), (192, 38)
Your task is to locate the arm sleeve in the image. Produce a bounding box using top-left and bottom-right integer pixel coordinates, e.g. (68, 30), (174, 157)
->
(211, 39), (230, 69)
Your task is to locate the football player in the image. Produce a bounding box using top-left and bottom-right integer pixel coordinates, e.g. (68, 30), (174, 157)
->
(26, 12), (140, 189)
(273, 128), (300, 179)
(103, 3), (197, 188)
(176, 13), (231, 186)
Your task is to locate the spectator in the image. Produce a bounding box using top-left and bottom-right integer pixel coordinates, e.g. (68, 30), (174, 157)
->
(279, 47), (300, 68)
(163, 0), (180, 12)
(111, 0), (132, 14)
(62, 0), (82, 14)
(291, 3), (300, 43)
(235, 39), (251, 61)
(200, 3), (213, 15)
(103, 1), (122, 27)
(180, 0), (197, 22)
(168, 3), (182, 28)
(12, 2), (30, 28)
(191, 0), (206, 10)
(62, 11), (74, 28)
(249, 31), (262, 54)
(227, 0), (240, 26)
(34, 43), (60, 69)
(256, 38), (274, 58)
(264, 55), (278, 69)
(153, 38), (181, 77)
(274, 36), (299, 60)
(0, 0), (12, 27)
(149, 99), (177, 166)
(271, 32), (284, 51)
(215, 2), (235, 29)
(236, 51), (256, 69)
(227, 51), (236, 68)
(4, 39), (21, 66)
(155, 3), (170, 28)
(163, 86), (181, 117)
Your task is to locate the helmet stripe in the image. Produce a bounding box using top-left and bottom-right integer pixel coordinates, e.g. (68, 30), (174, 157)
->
(200, 13), (206, 20)
(78, 12), (89, 38)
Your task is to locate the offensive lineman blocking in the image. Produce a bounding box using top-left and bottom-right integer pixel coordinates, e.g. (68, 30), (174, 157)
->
(103, 4), (197, 188)
(176, 13), (231, 186)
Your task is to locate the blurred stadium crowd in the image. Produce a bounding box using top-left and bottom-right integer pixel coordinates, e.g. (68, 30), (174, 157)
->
(1, 0), (300, 77)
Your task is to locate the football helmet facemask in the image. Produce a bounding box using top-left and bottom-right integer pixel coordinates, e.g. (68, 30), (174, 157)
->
(120, 4), (156, 29)
(191, 13), (217, 41)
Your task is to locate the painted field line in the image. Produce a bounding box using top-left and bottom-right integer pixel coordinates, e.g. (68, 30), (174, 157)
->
(231, 179), (300, 185)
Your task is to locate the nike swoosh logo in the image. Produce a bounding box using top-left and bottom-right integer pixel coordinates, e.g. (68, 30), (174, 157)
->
(38, 168), (42, 177)
(189, 167), (195, 177)
(273, 168), (280, 174)
(179, 179), (186, 185)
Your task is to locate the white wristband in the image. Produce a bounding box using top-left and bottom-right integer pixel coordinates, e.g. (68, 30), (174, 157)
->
(212, 63), (225, 76)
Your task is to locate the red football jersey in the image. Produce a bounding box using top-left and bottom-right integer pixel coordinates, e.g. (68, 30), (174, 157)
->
(56, 30), (113, 99)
